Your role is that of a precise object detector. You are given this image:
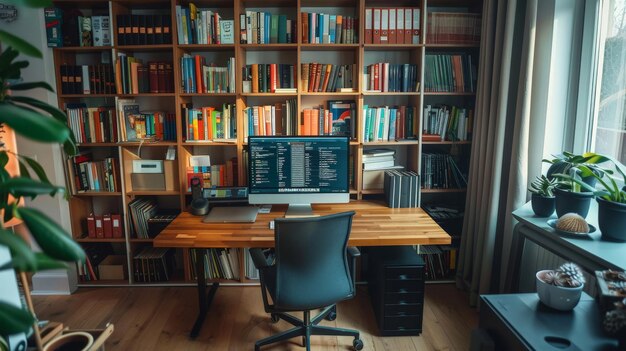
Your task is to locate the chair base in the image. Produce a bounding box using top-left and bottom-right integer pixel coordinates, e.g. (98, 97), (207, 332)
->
(255, 305), (363, 351)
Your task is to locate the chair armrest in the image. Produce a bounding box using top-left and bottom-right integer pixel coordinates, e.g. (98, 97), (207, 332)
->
(249, 248), (274, 269)
(347, 246), (360, 258)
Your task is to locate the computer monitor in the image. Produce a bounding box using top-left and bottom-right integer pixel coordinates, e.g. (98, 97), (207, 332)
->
(248, 136), (350, 217)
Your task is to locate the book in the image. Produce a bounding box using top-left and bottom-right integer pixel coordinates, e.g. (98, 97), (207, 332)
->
(220, 20), (234, 44)
(45, 8), (63, 47)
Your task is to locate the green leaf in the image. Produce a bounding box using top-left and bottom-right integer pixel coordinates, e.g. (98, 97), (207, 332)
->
(0, 152), (8, 168)
(32, 252), (68, 271)
(18, 160), (31, 179)
(6, 0), (52, 7)
(0, 30), (42, 58)
(4, 60), (29, 80)
(0, 177), (64, 198)
(16, 207), (85, 262)
(9, 96), (67, 122)
(0, 229), (36, 271)
(0, 103), (70, 143)
(63, 137), (77, 157)
(0, 48), (19, 73)
(7, 81), (54, 92)
(1, 335), (8, 351)
(0, 301), (35, 335)
(19, 155), (50, 184)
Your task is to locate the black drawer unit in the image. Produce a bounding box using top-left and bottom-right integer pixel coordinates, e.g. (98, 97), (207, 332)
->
(366, 246), (425, 336)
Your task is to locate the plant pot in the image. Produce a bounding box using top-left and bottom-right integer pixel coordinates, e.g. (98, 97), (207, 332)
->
(547, 161), (599, 188)
(595, 270), (626, 312)
(43, 331), (93, 351)
(536, 270), (583, 311)
(531, 194), (555, 217)
(554, 188), (594, 218)
(597, 197), (626, 242)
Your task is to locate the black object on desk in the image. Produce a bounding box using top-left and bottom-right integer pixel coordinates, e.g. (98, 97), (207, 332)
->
(477, 293), (619, 351)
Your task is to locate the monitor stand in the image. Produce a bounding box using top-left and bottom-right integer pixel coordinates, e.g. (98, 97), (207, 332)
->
(284, 204), (320, 218)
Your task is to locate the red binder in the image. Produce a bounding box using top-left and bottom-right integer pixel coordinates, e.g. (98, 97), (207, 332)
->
(103, 214), (113, 238)
(95, 215), (104, 238)
(111, 214), (123, 238)
(87, 214), (96, 238)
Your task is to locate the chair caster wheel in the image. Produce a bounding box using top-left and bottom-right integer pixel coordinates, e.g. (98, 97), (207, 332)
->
(325, 306), (337, 321)
(353, 338), (364, 350)
(270, 313), (280, 323)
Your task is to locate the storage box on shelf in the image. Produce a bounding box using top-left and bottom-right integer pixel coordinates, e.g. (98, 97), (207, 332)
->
(51, 0), (481, 286)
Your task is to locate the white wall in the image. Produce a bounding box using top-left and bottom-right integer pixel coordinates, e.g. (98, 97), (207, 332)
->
(0, 6), (76, 294)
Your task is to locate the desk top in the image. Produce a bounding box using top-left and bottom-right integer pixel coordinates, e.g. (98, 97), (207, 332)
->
(481, 293), (618, 350)
(513, 202), (626, 270)
(154, 200), (451, 248)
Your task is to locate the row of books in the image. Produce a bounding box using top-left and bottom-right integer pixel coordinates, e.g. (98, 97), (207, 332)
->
(240, 12), (296, 44)
(242, 64), (296, 94)
(86, 213), (123, 239)
(183, 103), (237, 141)
(186, 160), (238, 190)
(363, 63), (419, 92)
(301, 63), (356, 93)
(67, 105), (118, 144)
(417, 245), (457, 280)
(59, 65), (115, 95)
(116, 100), (176, 141)
(78, 246), (113, 282)
(384, 169), (420, 208)
(133, 247), (173, 283)
(176, 5), (234, 45)
(244, 248), (260, 279)
(71, 155), (119, 193)
(421, 153), (467, 189)
(424, 53), (476, 93)
(116, 14), (172, 45)
(181, 55), (235, 94)
(45, 9), (111, 47)
(301, 101), (355, 137)
(364, 8), (420, 44)
(128, 198), (158, 239)
(243, 99), (298, 137)
(301, 13), (358, 44)
(362, 105), (419, 142)
(426, 12), (481, 45)
(189, 248), (240, 281)
(422, 105), (473, 142)
(115, 56), (174, 94)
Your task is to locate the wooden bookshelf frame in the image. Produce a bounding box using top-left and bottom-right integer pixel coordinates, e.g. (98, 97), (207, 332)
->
(53, 0), (482, 287)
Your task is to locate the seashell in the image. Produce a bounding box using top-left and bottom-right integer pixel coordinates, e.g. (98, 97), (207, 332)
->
(556, 213), (590, 233)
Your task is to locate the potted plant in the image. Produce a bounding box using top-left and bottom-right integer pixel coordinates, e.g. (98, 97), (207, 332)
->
(528, 175), (557, 217)
(536, 262), (585, 311)
(559, 162), (626, 242)
(552, 167), (596, 219)
(543, 151), (609, 186)
(0, 1), (85, 349)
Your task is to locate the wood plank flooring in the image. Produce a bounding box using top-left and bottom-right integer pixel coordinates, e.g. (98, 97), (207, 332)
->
(32, 284), (477, 351)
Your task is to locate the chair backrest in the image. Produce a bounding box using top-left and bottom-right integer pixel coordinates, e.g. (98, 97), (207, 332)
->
(273, 211), (356, 310)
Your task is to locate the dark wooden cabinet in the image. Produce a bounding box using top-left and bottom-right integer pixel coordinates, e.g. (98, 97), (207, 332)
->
(366, 246), (425, 336)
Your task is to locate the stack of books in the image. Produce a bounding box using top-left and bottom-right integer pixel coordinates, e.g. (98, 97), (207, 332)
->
(133, 247), (173, 283)
(363, 148), (400, 171)
(239, 12), (296, 44)
(242, 64), (296, 93)
(115, 55), (174, 94)
(424, 53), (476, 93)
(59, 64), (115, 95)
(427, 12), (481, 45)
(243, 99), (298, 138)
(128, 198), (159, 239)
(421, 153), (467, 189)
(363, 63), (419, 92)
(300, 63), (356, 92)
(383, 169), (419, 208)
(186, 156), (238, 190)
(422, 105), (473, 142)
(116, 14), (172, 45)
(364, 8), (421, 44)
(71, 154), (119, 193)
(189, 248), (240, 280)
(300, 101), (354, 137)
(301, 13), (358, 44)
(362, 105), (419, 142)
(180, 55), (235, 93)
(182, 103), (237, 141)
(175, 5), (234, 44)
(67, 104), (118, 143)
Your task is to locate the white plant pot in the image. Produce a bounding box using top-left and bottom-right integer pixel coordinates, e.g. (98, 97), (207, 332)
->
(536, 270), (583, 311)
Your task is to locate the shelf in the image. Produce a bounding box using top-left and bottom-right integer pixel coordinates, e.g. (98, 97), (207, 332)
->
(55, 46), (113, 52)
(301, 92), (359, 96)
(130, 238), (154, 243)
(75, 238), (126, 243)
(422, 141), (472, 145)
(59, 94), (116, 98)
(119, 141), (177, 147)
(77, 280), (129, 287)
(182, 141), (238, 146)
(361, 189), (383, 195)
(363, 91), (420, 96)
(239, 44), (298, 51)
(73, 191), (122, 197)
(76, 143), (119, 147)
(241, 92), (297, 97)
(363, 140), (419, 145)
(300, 44), (360, 51)
(179, 93), (237, 97)
(426, 43), (481, 49)
(421, 188), (467, 193)
(423, 92), (476, 96)
(364, 44), (423, 51)
(242, 0), (296, 7)
(177, 44), (236, 50)
(115, 44), (173, 51)
(126, 191), (181, 196)
(117, 93), (175, 97)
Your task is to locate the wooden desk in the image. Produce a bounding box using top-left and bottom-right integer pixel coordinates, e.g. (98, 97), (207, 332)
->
(154, 200), (450, 338)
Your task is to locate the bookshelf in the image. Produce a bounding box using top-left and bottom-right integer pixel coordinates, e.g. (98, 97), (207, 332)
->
(51, 0), (482, 286)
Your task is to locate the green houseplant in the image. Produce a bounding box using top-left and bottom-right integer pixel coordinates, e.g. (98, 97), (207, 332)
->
(557, 161), (626, 242)
(0, 0), (85, 349)
(528, 175), (557, 217)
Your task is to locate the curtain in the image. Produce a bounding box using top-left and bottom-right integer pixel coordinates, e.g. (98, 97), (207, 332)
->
(456, 0), (544, 306)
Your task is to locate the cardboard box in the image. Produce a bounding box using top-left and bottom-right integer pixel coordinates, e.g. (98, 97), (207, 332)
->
(98, 255), (127, 280)
(131, 173), (165, 191)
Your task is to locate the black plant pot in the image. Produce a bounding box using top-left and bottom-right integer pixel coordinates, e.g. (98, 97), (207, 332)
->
(547, 161), (598, 187)
(597, 197), (626, 242)
(554, 188), (594, 218)
(531, 194), (555, 217)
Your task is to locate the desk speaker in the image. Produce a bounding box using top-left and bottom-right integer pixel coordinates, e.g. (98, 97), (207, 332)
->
(189, 177), (209, 216)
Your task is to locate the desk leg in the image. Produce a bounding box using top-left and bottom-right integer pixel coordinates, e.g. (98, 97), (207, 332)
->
(190, 248), (219, 339)
(504, 223), (526, 293)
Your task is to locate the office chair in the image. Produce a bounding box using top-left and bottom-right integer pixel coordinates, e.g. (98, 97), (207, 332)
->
(249, 211), (364, 351)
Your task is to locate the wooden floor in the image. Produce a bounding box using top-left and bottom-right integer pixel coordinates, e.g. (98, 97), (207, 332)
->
(32, 284), (477, 351)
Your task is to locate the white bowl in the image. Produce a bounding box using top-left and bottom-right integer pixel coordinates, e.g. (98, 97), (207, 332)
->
(536, 270), (583, 311)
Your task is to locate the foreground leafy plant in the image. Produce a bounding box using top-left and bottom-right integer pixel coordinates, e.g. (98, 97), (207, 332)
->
(0, 0), (85, 347)
(528, 175), (557, 197)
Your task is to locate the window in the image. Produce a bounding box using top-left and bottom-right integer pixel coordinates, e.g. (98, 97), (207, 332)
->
(591, 0), (626, 164)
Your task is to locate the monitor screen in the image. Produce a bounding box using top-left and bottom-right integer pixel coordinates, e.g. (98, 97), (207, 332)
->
(248, 136), (350, 215)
